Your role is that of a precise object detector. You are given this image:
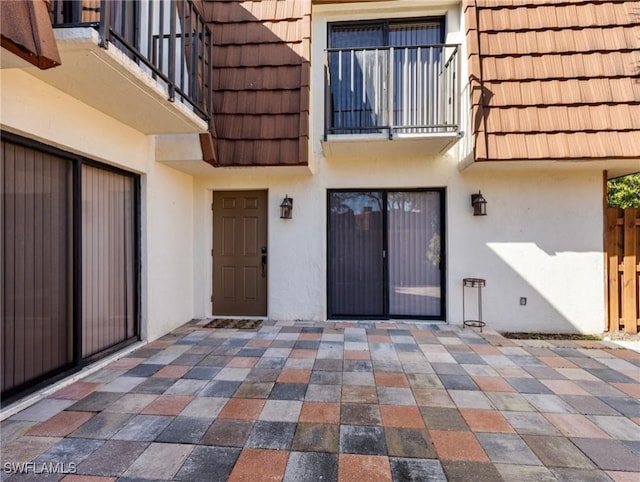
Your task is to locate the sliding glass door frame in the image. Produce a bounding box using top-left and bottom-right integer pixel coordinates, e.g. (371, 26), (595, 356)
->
(1, 132), (140, 403)
(327, 188), (446, 320)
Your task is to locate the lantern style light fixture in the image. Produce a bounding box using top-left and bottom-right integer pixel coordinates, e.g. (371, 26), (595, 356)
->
(280, 195), (293, 219)
(471, 191), (487, 216)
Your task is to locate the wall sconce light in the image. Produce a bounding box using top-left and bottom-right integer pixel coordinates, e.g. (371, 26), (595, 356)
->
(280, 195), (293, 219)
(471, 191), (487, 216)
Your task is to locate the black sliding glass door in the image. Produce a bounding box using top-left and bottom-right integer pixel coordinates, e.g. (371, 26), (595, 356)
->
(328, 189), (444, 319)
(328, 191), (385, 316)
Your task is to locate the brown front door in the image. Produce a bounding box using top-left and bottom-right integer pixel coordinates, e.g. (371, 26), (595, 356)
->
(212, 191), (268, 316)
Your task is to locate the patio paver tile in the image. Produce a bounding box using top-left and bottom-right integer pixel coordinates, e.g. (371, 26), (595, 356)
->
(429, 430), (488, 461)
(218, 398), (265, 420)
(411, 388), (455, 408)
(152, 365), (191, 379)
(338, 454), (392, 482)
(49, 383), (100, 400)
(1, 436), (61, 464)
(379, 405), (425, 429)
(155, 416), (212, 444)
(69, 412), (133, 439)
(495, 464), (557, 481)
(588, 415), (640, 440)
(283, 451), (338, 482)
(544, 413), (612, 438)
(501, 411), (561, 436)
(560, 394), (622, 415)
(342, 372), (375, 386)
(384, 427), (436, 458)
(201, 419), (254, 447)
(176, 445), (241, 481)
(522, 435), (595, 468)
(27, 411), (95, 437)
(111, 414), (173, 441)
(440, 460), (503, 482)
(129, 378), (175, 395)
(268, 383), (307, 400)
(305, 384), (341, 402)
(571, 438), (640, 471)
(420, 407), (469, 431)
(234, 382), (274, 399)
(4, 321), (640, 482)
(179, 396), (227, 419)
(459, 409), (515, 433)
(246, 421), (296, 450)
(102, 394), (157, 414)
(389, 458), (446, 482)
(164, 378), (208, 395)
(471, 376), (516, 392)
(291, 423), (339, 452)
(227, 448), (289, 481)
(299, 401), (340, 424)
(34, 437), (103, 468)
(76, 440), (148, 477)
(10, 399), (76, 422)
(339, 425), (387, 455)
(140, 395), (192, 416)
(377, 387), (416, 406)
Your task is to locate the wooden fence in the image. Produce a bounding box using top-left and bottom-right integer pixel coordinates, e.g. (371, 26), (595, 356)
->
(606, 208), (640, 333)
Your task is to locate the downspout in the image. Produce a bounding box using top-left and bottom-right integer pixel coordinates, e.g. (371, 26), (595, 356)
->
(474, 0), (489, 162)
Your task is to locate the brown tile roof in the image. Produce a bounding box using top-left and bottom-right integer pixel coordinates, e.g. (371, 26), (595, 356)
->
(466, 0), (640, 162)
(204, 0), (310, 166)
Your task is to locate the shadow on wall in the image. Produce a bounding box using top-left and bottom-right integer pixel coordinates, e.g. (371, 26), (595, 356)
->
(477, 242), (604, 334)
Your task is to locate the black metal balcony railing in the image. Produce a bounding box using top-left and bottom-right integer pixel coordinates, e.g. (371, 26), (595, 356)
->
(51, 0), (212, 124)
(325, 44), (460, 138)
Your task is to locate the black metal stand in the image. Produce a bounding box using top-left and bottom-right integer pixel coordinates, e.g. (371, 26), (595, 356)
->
(463, 278), (486, 332)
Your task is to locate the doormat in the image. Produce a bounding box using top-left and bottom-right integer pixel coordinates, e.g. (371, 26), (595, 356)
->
(203, 318), (263, 329)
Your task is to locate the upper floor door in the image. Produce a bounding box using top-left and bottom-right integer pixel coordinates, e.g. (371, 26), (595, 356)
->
(327, 18), (447, 135)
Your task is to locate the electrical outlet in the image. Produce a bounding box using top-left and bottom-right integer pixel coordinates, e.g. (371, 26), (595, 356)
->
(520, 297), (527, 306)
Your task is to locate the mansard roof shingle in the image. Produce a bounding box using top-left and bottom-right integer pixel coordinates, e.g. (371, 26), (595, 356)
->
(466, 0), (640, 161)
(204, 0), (310, 166)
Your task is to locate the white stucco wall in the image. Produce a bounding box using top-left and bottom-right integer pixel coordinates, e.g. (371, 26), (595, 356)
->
(0, 69), (195, 341)
(1, 0), (608, 338)
(189, 0), (607, 334)
(145, 163), (195, 340)
(192, 158), (606, 334)
(448, 167), (606, 334)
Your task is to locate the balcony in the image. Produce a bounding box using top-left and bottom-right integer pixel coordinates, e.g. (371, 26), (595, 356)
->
(27, 0), (212, 135)
(322, 44), (462, 159)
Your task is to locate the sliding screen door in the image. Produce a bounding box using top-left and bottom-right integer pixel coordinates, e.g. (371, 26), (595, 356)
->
(1, 141), (73, 394)
(1, 134), (139, 401)
(82, 165), (136, 357)
(328, 189), (444, 319)
(387, 191), (442, 317)
(328, 191), (384, 317)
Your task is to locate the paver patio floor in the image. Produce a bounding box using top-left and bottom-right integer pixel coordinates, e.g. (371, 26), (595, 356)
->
(2, 320), (639, 481)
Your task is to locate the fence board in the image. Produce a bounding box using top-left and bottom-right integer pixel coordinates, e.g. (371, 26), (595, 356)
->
(606, 207), (640, 333)
(606, 208), (621, 331)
